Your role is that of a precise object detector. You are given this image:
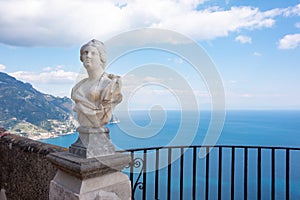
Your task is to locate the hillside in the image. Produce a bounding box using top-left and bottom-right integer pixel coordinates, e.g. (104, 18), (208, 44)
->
(0, 72), (76, 138)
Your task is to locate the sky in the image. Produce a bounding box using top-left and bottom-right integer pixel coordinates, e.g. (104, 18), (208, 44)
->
(0, 0), (299, 110)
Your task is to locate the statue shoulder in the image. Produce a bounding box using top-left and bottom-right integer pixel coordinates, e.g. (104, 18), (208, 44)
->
(72, 78), (87, 91)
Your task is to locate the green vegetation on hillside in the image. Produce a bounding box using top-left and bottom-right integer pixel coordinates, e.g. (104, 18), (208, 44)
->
(0, 72), (77, 139)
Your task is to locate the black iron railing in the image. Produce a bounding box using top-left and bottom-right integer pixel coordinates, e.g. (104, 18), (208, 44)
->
(121, 145), (300, 200)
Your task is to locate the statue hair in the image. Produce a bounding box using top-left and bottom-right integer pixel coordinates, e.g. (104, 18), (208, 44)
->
(80, 39), (107, 67)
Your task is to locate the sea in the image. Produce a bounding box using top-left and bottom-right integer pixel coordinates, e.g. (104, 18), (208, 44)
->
(40, 110), (300, 199)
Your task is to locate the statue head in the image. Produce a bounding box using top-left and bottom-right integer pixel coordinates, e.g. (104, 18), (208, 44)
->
(80, 39), (107, 68)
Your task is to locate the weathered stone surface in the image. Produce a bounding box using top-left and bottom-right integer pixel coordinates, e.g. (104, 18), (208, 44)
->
(50, 171), (130, 200)
(48, 149), (131, 199)
(0, 134), (66, 200)
(0, 189), (7, 200)
(96, 190), (121, 200)
(69, 126), (115, 158)
(47, 151), (131, 179)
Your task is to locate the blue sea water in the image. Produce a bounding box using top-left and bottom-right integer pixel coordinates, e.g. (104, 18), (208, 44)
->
(40, 110), (300, 199)
(41, 110), (300, 149)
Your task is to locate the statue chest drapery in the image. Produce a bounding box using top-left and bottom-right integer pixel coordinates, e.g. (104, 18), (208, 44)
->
(71, 73), (112, 115)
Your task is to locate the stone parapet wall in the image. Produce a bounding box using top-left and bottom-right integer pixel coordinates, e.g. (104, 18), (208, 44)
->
(0, 134), (67, 200)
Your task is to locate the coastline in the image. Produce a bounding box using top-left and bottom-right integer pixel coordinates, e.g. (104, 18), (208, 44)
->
(31, 131), (76, 140)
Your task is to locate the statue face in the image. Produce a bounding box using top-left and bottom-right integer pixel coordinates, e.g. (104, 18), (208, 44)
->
(81, 46), (102, 70)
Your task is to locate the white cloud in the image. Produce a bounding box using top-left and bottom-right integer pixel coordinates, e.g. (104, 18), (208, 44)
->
(0, 64), (6, 71)
(253, 52), (262, 56)
(6, 68), (78, 97)
(0, 1), (298, 47)
(229, 80), (237, 84)
(167, 57), (184, 64)
(282, 3), (300, 17)
(193, 90), (210, 97)
(295, 22), (300, 29)
(235, 35), (252, 44)
(176, 58), (184, 64)
(9, 69), (78, 84)
(240, 93), (254, 98)
(278, 34), (300, 49)
(42, 67), (52, 71)
(143, 76), (162, 82)
(119, 71), (207, 110)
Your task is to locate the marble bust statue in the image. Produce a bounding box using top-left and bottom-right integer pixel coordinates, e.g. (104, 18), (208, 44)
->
(71, 39), (122, 128)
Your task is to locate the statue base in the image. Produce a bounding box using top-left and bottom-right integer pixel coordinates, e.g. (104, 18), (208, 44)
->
(47, 126), (131, 200)
(47, 152), (131, 200)
(69, 126), (115, 158)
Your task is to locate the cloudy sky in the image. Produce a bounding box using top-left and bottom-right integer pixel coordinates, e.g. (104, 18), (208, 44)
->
(0, 0), (299, 110)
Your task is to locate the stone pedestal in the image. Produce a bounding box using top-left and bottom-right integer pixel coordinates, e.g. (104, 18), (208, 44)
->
(69, 127), (115, 158)
(47, 127), (131, 200)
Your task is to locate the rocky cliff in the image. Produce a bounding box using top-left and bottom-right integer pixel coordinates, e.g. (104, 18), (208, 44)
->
(0, 72), (76, 137)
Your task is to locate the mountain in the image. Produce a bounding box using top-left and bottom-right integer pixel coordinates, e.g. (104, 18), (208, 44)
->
(0, 72), (76, 137)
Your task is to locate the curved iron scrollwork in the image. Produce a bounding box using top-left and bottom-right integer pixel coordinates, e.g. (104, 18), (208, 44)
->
(127, 157), (144, 199)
